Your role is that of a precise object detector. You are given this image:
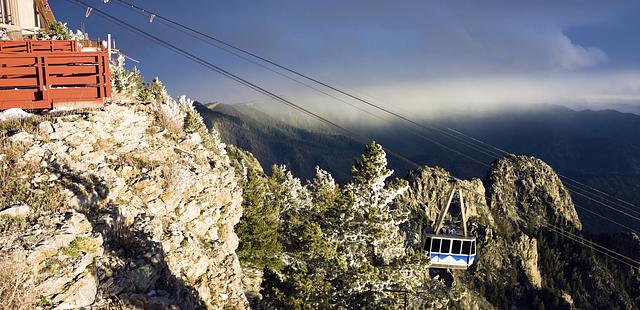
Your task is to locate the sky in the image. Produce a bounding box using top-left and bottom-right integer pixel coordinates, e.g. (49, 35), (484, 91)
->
(52, 0), (640, 119)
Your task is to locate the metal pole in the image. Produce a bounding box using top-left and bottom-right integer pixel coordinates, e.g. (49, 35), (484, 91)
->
(459, 188), (467, 237)
(107, 33), (111, 59)
(435, 188), (456, 234)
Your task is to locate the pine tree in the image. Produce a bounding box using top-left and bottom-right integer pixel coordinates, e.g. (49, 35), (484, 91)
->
(235, 166), (283, 270)
(261, 142), (430, 308)
(263, 166), (344, 308)
(351, 141), (392, 192)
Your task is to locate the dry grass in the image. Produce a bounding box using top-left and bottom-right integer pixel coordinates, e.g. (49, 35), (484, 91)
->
(0, 252), (37, 310)
(95, 137), (116, 151)
(0, 126), (66, 220)
(0, 215), (28, 236)
(116, 152), (162, 170)
(0, 140), (66, 217)
(0, 118), (41, 136)
(0, 108), (95, 134)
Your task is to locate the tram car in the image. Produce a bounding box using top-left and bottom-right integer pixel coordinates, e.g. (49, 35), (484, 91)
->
(425, 186), (477, 270)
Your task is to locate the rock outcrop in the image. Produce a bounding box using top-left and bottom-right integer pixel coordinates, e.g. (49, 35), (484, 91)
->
(514, 234), (542, 288)
(486, 155), (582, 230)
(0, 209), (102, 309)
(402, 166), (493, 225)
(401, 154), (585, 307)
(1, 101), (248, 308)
(399, 166), (495, 249)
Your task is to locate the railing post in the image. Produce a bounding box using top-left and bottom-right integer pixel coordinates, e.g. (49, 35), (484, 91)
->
(103, 52), (111, 98)
(40, 55), (51, 108)
(35, 55), (43, 101)
(96, 54), (103, 98)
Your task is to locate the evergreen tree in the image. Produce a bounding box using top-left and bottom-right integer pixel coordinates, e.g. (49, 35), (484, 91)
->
(234, 162), (283, 270)
(262, 142), (430, 308)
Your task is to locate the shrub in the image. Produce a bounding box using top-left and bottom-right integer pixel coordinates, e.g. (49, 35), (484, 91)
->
(61, 237), (100, 258)
(0, 139), (65, 216)
(0, 252), (36, 309)
(110, 56), (145, 99)
(36, 21), (72, 40)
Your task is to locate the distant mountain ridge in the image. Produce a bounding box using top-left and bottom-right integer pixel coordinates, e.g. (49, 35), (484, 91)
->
(197, 102), (640, 233)
(194, 101), (362, 181)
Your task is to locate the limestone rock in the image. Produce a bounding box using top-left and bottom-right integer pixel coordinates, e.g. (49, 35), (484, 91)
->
(486, 155), (582, 230)
(38, 120), (54, 136)
(0, 210), (102, 308)
(51, 271), (98, 309)
(0, 203), (30, 218)
(399, 166), (495, 248)
(1, 101), (248, 309)
(514, 234), (542, 288)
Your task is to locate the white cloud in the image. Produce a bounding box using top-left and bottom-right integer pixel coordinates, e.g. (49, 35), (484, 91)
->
(270, 71), (640, 123)
(546, 32), (608, 69)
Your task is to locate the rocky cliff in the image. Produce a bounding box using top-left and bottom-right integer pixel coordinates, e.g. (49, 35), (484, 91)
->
(401, 155), (639, 309)
(403, 156), (574, 303)
(487, 155), (582, 231)
(0, 97), (248, 308)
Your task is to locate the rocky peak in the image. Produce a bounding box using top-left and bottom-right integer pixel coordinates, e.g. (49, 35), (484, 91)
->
(400, 155), (584, 298)
(486, 155), (582, 231)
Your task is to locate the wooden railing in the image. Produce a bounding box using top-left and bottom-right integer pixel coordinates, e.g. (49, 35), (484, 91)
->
(0, 51), (111, 110)
(0, 40), (81, 53)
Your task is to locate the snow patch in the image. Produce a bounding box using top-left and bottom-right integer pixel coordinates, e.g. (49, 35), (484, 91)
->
(0, 108), (34, 121)
(50, 106), (78, 113)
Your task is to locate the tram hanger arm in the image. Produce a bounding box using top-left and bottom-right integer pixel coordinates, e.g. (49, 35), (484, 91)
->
(459, 188), (468, 237)
(435, 188), (456, 234)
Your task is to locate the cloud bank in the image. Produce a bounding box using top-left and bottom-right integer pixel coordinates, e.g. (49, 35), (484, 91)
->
(55, 0), (640, 118)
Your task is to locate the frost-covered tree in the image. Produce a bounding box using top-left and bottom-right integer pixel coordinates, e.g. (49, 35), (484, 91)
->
(36, 21), (72, 40)
(138, 78), (185, 136)
(328, 142), (417, 305)
(339, 142), (409, 265)
(261, 142), (430, 308)
(262, 166), (346, 308)
(110, 55), (145, 97)
(270, 165), (310, 213)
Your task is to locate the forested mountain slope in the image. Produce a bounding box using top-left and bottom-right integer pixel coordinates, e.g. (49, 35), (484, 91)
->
(203, 102), (640, 233)
(195, 102), (362, 181)
(230, 142), (640, 309)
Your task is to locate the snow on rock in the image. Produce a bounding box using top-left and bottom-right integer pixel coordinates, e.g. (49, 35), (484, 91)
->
(0, 108), (33, 121)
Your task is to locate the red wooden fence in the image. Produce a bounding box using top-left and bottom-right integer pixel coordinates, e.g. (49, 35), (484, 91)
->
(0, 51), (111, 110)
(0, 40), (81, 54)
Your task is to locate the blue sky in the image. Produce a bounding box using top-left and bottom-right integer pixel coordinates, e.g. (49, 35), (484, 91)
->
(52, 0), (640, 117)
